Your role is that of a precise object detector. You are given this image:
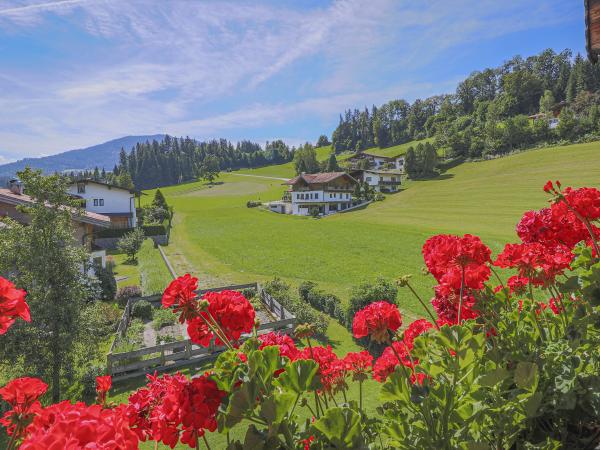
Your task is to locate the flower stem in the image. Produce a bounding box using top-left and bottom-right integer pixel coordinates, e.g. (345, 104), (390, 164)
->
(405, 281), (440, 329)
(202, 434), (212, 450)
(457, 266), (466, 326)
(359, 380), (363, 412)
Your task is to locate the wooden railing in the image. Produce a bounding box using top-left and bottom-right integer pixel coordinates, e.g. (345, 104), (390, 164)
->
(107, 282), (295, 382)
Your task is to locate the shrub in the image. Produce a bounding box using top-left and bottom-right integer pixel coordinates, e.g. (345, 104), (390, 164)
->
(80, 365), (105, 403)
(152, 307), (177, 331)
(241, 287), (256, 299)
(81, 301), (121, 337)
(116, 285), (142, 308)
(131, 300), (153, 321)
(246, 200), (262, 208)
(117, 228), (145, 261)
(375, 193), (385, 201)
(346, 277), (397, 328)
(263, 278), (328, 336)
(298, 281), (345, 322)
(93, 262), (117, 301)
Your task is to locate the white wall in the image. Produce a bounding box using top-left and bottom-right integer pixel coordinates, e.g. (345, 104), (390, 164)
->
(68, 183), (136, 226)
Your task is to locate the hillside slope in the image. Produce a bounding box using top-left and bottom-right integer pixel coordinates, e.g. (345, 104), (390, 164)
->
(0, 134), (165, 177)
(153, 141), (600, 318)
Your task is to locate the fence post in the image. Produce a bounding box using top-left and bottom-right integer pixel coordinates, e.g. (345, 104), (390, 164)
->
(160, 344), (166, 366)
(208, 338), (215, 354)
(107, 353), (113, 375)
(185, 340), (192, 360)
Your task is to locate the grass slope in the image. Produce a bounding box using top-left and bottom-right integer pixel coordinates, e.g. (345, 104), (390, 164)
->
(362, 138), (431, 157)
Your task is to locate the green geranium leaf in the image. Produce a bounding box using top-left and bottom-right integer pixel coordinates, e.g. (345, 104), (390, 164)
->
(275, 359), (321, 394)
(259, 391), (296, 424)
(313, 407), (364, 449)
(479, 367), (511, 388)
(514, 362), (539, 392)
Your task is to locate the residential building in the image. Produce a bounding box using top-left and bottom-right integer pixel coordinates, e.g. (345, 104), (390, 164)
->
(280, 172), (358, 216)
(67, 180), (141, 228)
(0, 179), (111, 267)
(347, 151), (405, 171)
(351, 169), (402, 193)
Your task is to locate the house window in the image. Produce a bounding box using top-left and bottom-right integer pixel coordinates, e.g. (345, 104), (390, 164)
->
(99, 199), (104, 206)
(77, 183), (85, 194)
(315, 193), (319, 199)
(93, 199), (98, 206)
(366, 177), (372, 182)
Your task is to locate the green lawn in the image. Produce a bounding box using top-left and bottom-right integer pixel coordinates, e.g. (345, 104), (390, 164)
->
(362, 138), (432, 157)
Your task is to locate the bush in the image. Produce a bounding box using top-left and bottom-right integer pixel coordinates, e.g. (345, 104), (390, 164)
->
(93, 262), (117, 301)
(375, 193), (385, 201)
(97, 225), (168, 239)
(298, 281), (345, 323)
(117, 229), (145, 261)
(241, 287), (256, 299)
(246, 200), (262, 208)
(80, 365), (105, 403)
(263, 278), (329, 336)
(152, 308), (177, 331)
(346, 277), (397, 328)
(131, 300), (153, 321)
(116, 285), (142, 308)
(81, 301), (121, 337)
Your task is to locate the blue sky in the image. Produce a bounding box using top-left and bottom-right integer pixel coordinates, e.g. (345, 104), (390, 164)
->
(0, 0), (585, 163)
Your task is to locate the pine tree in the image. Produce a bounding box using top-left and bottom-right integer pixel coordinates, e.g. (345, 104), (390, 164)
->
(325, 153), (340, 172)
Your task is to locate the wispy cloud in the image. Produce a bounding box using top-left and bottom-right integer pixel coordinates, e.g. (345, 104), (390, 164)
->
(0, 0), (582, 161)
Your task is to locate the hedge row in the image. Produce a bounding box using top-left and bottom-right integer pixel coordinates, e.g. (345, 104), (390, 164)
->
(298, 281), (345, 323)
(96, 225), (167, 239)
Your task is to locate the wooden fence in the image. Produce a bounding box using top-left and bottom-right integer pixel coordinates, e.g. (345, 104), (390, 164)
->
(107, 282), (295, 382)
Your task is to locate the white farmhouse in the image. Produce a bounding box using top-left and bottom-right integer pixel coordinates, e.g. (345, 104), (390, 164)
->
(281, 172), (358, 216)
(351, 169), (402, 193)
(67, 180), (140, 228)
(347, 151), (405, 171)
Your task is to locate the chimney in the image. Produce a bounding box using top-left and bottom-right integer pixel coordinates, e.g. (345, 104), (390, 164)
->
(8, 179), (24, 195)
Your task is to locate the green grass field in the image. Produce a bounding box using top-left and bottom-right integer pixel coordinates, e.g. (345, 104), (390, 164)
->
(362, 138), (431, 157)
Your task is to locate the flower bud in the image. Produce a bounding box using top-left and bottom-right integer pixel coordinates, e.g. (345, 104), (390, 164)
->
(396, 275), (412, 287)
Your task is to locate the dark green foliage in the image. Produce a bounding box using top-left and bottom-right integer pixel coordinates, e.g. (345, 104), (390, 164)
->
(246, 200), (261, 208)
(115, 285), (142, 307)
(346, 277), (397, 328)
(298, 281), (345, 322)
(117, 228), (145, 261)
(131, 300), (153, 321)
(293, 143), (319, 174)
(106, 135), (293, 190)
(97, 225), (167, 239)
(263, 278), (328, 336)
(331, 48), (600, 159)
(152, 307), (177, 331)
(324, 152), (340, 172)
(80, 364), (105, 403)
(152, 189), (168, 210)
(316, 135), (331, 147)
(93, 262), (117, 301)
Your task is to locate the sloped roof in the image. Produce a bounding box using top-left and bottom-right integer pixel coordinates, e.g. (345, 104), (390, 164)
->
(69, 179), (144, 195)
(0, 188), (111, 227)
(286, 172), (356, 185)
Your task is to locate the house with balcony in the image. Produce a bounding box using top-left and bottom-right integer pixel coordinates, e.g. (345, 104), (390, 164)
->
(276, 172), (358, 216)
(0, 179), (111, 268)
(350, 169), (402, 193)
(67, 180), (141, 228)
(347, 151), (405, 171)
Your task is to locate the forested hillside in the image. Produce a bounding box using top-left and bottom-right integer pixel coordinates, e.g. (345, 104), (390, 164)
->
(106, 136), (293, 190)
(331, 49), (600, 158)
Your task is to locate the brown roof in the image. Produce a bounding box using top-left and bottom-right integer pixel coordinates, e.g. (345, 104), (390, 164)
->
(586, 0), (600, 63)
(0, 188), (111, 227)
(286, 172), (356, 185)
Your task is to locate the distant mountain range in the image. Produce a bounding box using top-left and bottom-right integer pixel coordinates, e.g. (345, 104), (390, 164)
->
(0, 134), (166, 178)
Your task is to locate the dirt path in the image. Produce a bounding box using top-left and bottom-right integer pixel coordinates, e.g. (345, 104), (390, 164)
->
(229, 173), (288, 181)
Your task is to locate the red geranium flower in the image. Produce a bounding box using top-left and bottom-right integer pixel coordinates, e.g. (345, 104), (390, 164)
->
(296, 345), (347, 393)
(561, 186), (600, 221)
(96, 375), (112, 405)
(0, 277), (30, 335)
(187, 290), (255, 347)
(494, 242), (573, 287)
(506, 276), (529, 295)
(0, 377), (47, 439)
(431, 285), (479, 326)
(20, 402), (139, 450)
(162, 274), (199, 323)
(403, 319), (434, 350)
(352, 301), (402, 343)
(258, 331), (299, 360)
(422, 234), (491, 291)
(343, 350), (373, 382)
(372, 342), (413, 382)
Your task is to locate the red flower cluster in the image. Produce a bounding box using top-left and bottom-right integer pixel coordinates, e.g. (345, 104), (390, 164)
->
(422, 234), (491, 291)
(342, 351), (373, 382)
(561, 186), (600, 221)
(431, 285), (479, 326)
(0, 276), (31, 335)
(258, 331), (299, 360)
(352, 301), (402, 343)
(296, 346), (348, 393)
(0, 377), (47, 438)
(187, 290), (255, 347)
(403, 319), (434, 350)
(494, 242), (573, 287)
(96, 375), (112, 406)
(372, 342), (412, 383)
(126, 372), (225, 448)
(162, 274), (199, 323)
(20, 402), (138, 450)
(506, 275), (529, 295)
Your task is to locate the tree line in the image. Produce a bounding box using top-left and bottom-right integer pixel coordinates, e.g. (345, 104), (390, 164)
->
(331, 49), (600, 159)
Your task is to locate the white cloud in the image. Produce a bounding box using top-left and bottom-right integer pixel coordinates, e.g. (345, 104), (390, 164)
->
(0, 0), (580, 158)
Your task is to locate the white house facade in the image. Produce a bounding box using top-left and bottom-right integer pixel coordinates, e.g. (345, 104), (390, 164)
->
(276, 172), (358, 216)
(67, 180), (139, 228)
(352, 170), (402, 193)
(348, 152), (405, 171)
